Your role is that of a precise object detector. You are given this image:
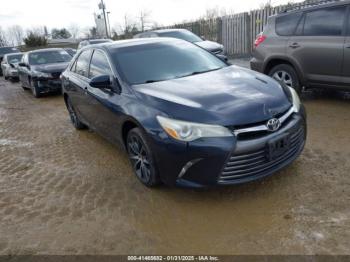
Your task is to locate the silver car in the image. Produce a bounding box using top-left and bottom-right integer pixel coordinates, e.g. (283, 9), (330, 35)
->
(1, 53), (23, 80)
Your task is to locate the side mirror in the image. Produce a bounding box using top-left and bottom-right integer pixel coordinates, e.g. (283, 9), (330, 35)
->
(90, 75), (112, 89)
(18, 62), (26, 67)
(216, 54), (228, 62)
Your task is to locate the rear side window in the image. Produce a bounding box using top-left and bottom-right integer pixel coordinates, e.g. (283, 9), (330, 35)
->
(89, 50), (112, 78)
(276, 12), (303, 36)
(74, 50), (92, 78)
(303, 7), (346, 36)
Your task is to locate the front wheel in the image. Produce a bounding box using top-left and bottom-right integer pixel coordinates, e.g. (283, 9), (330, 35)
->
(269, 64), (301, 94)
(127, 128), (161, 187)
(29, 78), (41, 98)
(65, 97), (87, 130)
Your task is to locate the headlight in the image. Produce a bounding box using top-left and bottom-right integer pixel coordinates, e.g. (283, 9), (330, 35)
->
(32, 70), (51, 78)
(289, 87), (301, 113)
(157, 116), (233, 142)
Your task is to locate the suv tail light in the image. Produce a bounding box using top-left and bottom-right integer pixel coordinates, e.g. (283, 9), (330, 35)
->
(254, 34), (266, 48)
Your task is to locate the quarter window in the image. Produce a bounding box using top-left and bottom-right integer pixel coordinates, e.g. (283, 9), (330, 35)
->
(276, 12), (303, 36)
(74, 50), (92, 77)
(89, 50), (112, 78)
(303, 7), (346, 36)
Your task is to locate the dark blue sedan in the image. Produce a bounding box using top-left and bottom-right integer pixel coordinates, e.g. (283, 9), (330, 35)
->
(61, 38), (306, 188)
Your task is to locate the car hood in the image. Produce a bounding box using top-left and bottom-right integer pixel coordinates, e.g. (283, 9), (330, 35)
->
(195, 40), (223, 52)
(133, 66), (292, 126)
(32, 62), (70, 73)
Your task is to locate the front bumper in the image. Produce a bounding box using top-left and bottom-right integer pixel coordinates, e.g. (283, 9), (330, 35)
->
(7, 69), (19, 78)
(250, 57), (264, 73)
(33, 78), (62, 93)
(150, 108), (306, 188)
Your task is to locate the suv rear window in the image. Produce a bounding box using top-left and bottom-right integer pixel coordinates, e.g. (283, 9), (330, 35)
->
(276, 13), (303, 36)
(303, 7), (346, 36)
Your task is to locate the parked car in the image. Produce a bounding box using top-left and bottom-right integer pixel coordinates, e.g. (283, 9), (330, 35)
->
(134, 29), (226, 59)
(64, 48), (77, 57)
(0, 47), (20, 76)
(0, 53), (23, 80)
(250, 0), (350, 93)
(61, 38), (306, 188)
(77, 39), (113, 49)
(18, 48), (72, 98)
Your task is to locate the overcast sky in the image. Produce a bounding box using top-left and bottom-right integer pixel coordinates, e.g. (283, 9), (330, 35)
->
(0, 0), (303, 33)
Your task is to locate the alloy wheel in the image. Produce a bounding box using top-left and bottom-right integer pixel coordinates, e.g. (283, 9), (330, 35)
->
(272, 70), (293, 88)
(127, 134), (151, 183)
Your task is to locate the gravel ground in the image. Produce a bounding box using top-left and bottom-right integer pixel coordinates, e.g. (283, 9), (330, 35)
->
(0, 63), (349, 255)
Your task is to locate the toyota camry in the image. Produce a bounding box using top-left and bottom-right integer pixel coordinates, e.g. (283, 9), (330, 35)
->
(61, 38), (306, 188)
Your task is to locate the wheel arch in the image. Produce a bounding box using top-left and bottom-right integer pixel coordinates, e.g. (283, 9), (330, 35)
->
(263, 57), (305, 86)
(121, 118), (145, 150)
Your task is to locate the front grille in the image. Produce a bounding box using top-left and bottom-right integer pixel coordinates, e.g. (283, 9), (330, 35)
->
(51, 72), (61, 79)
(218, 127), (304, 183)
(233, 108), (294, 141)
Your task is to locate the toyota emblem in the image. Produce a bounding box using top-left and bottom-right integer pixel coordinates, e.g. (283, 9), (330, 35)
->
(266, 118), (281, 132)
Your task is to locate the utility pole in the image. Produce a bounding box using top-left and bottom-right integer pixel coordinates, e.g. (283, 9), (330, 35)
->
(107, 12), (111, 38)
(100, 0), (109, 38)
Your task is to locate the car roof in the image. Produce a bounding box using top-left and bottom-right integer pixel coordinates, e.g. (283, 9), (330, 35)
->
(27, 48), (66, 54)
(147, 28), (188, 34)
(94, 38), (185, 50)
(275, 0), (350, 16)
(88, 39), (113, 43)
(4, 52), (23, 57)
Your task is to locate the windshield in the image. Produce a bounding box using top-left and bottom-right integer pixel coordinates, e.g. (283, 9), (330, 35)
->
(158, 30), (202, 43)
(112, 40), (226, 85)
(29, 50), (71, 65)
(7, 54), (23, 64)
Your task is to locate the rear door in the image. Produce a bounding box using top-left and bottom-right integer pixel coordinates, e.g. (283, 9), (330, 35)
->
(66, 49), (93, 124)
(342, 5), (350, 86)
(287, 5), (346, 86)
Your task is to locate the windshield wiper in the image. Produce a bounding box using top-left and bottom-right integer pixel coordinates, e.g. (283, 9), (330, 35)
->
(178, 67), (223, 78)
(144, 79), (163, 84)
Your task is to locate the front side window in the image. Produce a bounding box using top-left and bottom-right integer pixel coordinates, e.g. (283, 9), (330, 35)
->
(303, 7), (346, 36)
(74, 50), (92, 77)
(29, 50), (71, 65)
(89, 50), (112, 78)
(276, 12), (303, 36)
(111, 40), (227, 85)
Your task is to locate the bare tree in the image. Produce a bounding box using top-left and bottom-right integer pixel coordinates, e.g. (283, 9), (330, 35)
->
(0, 27), (9, 47)
(68, 23), (80, 39)
(7, 25), (24, 46)
(139, 9), (152, 32)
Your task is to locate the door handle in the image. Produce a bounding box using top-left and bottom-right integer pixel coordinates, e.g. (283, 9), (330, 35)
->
(289, 43), (300, 49)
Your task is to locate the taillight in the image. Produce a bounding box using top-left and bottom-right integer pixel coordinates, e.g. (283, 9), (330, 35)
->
(254, 34), (266, 48)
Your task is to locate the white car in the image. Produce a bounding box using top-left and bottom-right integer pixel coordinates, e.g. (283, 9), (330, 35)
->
(1, 53), (23, 80)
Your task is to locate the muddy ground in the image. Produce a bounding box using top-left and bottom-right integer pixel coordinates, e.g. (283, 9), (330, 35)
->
(0, 63), (349, 255)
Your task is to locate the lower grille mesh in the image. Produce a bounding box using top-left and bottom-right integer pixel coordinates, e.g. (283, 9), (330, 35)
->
(218, 127), (304, 183)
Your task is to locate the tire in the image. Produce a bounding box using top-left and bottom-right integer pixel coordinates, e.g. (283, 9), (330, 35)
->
(65, 97), (87, 130)
(29, 78), (41, 98)
(126, 128), (161, 187)
(268, 64), (301, 94)
(4, 75), (9, 80)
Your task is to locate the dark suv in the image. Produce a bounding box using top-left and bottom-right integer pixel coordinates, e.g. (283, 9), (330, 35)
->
(251, 0), (350, 93)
